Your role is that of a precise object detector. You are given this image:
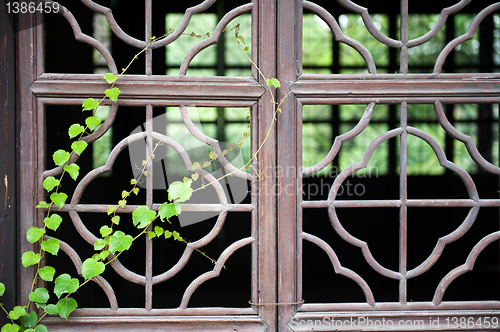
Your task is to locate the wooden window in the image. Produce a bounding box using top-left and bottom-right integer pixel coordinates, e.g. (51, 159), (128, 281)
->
(3, 0), (500, 331)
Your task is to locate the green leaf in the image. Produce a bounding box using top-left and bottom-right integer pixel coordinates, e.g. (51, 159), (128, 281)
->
(108, 231), (133, 254)
(132, 188), (139, 195)
(44, 304), (58, 315)
(159, 202), (181, 221)
(21, 311), (38, 327)
(154, 226), (164, 237)
(118, 199), (126, 208)
(26, 227), (45, 243)
(20, 311), (37, 328)
(167, 179), (193, 203)
(43, 177), (60, 192)
(103, 73), (117, 84)
(1, 324), (20, 332)
(130, 179), (137, 185)
(8, 306), (26, 320)
(36, 201), (50, 209)
(54, 274), (79, 299)
(35, 302), (46, 310)
(191, 173), (199, 181)
(85, 116), (101, 131)
(236, 34), (245, 44)
(132, 206), (156, 229)
(147, 231), (156, 239)
(111, 216), (120, 225)
(0, 282), (5, 296)
(164, 230), (172, 239)
(266, 78), (281, 88)
(93, 238), (108, 251)
(41, 238), (59, 256)
(191, 162), (201, 170)
(56, 297), (77, 320)
(21, 251), (41, 268)
(71, 140), (88, 155)
(105, 87), (121, 102)
(100, 226), (113, 237)
(107, 205), (117, 215)
(53, 150), (70, 166)
(121, 191), (129, 199)
(81, 258), (105, 279)
(29, 288), (49, 304)
(38, 266), (56, 282)
(44, 213), (63, 231)
(64, 163), (80, 181)
(172, 231), (183, 241)
(82, 98), (99, 111)
(68, 124), (85, 139)
(35, 324), (48, 332)
(99, 250), (110, 260)
(50, 192), (67, 210)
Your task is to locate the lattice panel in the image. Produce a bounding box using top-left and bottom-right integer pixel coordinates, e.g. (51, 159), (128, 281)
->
(298, 0), (500, 312)
(38, 0), (259, 313)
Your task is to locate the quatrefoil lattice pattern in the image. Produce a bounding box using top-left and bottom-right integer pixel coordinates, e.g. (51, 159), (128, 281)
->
(41, 0), (256, 312)
(300, 0), (500, 310)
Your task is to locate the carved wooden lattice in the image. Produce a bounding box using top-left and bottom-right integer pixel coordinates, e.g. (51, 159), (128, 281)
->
(292, 0), (500, 330)
(15, 0), (500, 331)
(25, 0), (268, 330)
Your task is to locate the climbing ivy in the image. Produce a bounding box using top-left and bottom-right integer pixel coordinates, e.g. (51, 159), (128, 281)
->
(0, 24), (286, 332)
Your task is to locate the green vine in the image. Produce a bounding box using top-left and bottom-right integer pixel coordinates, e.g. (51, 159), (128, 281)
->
(0, 25), (287, 332)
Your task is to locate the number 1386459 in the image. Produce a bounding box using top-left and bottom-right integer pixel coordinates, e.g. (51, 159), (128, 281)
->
(5, 1), (60, 14)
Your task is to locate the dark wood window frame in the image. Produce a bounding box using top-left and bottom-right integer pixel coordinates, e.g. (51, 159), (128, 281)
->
(2, 1), (500, 331)
(0, 5), (18, 324)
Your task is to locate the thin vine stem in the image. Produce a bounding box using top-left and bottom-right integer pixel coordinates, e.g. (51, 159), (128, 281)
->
(0, 304), (13, 325)
(192, 32), (294, 193)
(32, 276), (94, 328)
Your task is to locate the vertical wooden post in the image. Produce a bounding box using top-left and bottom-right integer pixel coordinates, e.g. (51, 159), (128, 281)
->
(17, 11), (44, 307)
(277, 0), (302, 330)
(254, 0), (278, 330)
(0, 4), (17, 325)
